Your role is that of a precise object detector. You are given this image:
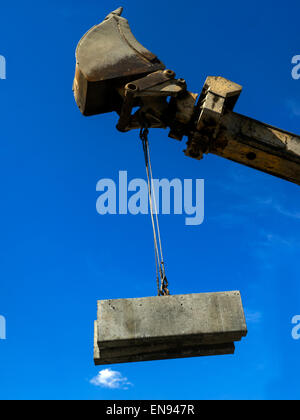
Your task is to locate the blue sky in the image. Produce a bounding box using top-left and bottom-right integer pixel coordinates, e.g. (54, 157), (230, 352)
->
(0, 0), (300, 400)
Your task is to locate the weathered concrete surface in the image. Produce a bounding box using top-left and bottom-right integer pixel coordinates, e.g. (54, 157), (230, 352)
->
(94, 321), (100, 362)
(97, 291), (247, 349)
(94, 291), (247, 365)
(94, 321), (235, 365)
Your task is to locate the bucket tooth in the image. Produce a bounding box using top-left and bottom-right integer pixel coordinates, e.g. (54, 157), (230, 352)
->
(105, 7), (124, 18)
(73, 8), (165, 116)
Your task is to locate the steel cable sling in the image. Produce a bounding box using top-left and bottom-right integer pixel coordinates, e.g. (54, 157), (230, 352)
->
(140, 127), (170, 296)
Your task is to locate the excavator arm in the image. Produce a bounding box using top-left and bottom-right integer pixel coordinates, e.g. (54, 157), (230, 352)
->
(73, 7), (300, 186)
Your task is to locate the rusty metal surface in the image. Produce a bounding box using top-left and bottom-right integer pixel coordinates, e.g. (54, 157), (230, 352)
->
(75, 8), (165, 83)
(196, 76), (242, 131)
(215, 112), (300, 184)
(73, 7), (165, 116)
(184, 76), (300, 185)
(186, 109), (300, 185)
(73, 8), (300, 186)
(116, 70), (188, 132)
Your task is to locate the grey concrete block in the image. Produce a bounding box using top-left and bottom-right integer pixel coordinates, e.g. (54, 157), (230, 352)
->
(94, 321), (235, 365)
(94, 291), (247, 365)
(97, 291), (247, 349)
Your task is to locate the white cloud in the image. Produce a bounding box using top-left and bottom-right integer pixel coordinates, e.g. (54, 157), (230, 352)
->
(273, 204), (300, 220)
(90, 369), (132, 390)
(286, 99), (300, 117)
(262, 232), (294, 248)
(245, 309), (262, 324)
(252, 197), (300, 221)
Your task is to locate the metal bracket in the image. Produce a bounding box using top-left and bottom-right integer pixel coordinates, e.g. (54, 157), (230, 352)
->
(185, 77), (242, 159)
(116, 70), (194, 132)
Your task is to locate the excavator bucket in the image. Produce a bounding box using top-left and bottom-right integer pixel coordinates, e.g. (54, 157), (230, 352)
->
(73, 7), (165, 116)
